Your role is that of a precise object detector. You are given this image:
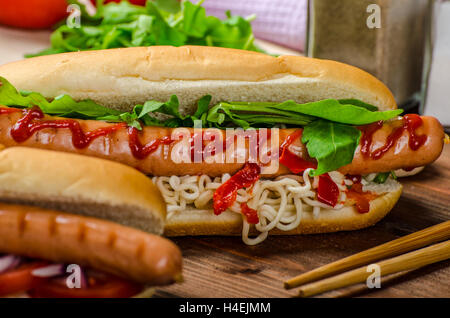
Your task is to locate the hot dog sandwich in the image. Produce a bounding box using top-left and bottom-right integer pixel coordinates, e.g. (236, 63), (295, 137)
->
(0, 147), (182, 297)
(0, 46), (445, 245)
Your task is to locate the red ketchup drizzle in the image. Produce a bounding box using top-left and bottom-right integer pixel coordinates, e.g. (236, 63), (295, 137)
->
(359, 120), (383, 157)
(279, 129), (317, 173)
(317, 173), (340, 207)
(213, 162), (261, 216)
(346, 182), (371, 214)
(404, 114), (427, 150)
(240, 202), (259, 224)
(0, 107), (21, 115)
(10, 106), (127, 147)
(128, 127), (174, 160)
(370, 126), (404, 160)
(360, 114), (426, 159)
(5, 106), (174, 160)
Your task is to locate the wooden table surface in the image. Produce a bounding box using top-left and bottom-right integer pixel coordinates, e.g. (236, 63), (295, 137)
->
(156, 144), (450, 298)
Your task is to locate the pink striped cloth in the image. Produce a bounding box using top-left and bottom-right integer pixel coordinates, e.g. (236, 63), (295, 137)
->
(201, 0), (307, 51)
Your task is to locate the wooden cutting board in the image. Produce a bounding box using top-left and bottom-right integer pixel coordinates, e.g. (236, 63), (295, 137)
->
(156, 144), (450, 298)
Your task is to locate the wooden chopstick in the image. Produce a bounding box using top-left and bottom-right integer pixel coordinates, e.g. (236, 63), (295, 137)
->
(284, 220), (450, 289)
(297, 240), (450, 297)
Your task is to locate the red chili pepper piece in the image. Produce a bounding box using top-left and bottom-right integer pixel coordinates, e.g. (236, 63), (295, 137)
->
(279, 129), (317, 174)
(213, 162), (261, 215)
(317, 173), (340, 207)
(240, 202), (259, 224)
(346, 183), (371, 214)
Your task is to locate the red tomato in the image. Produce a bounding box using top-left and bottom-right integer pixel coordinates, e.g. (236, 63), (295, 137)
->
(30, 274), (142, 298)
(0, 262), (48, 296)
(0, 0), (68, 29)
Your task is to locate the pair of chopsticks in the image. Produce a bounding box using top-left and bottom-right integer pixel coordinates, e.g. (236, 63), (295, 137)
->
(284, 220), (450, 297)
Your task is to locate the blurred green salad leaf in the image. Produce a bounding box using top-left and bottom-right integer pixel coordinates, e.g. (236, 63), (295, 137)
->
(26, 0), (262, 57)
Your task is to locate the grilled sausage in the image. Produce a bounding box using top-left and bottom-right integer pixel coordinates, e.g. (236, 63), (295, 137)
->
(0, 107), (444, 176)
(339, 116), (445, 175)
(0, 203), (182, 285)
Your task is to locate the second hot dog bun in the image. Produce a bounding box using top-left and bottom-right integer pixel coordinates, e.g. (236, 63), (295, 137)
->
(0, 46), (397, 113)
(0, 147), (166, 235)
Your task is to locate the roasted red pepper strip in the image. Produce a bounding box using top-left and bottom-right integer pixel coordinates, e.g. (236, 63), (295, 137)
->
(279, 129), (317, 174)
(213, 163), (261, 215)
(317, 173), (340, 207)
(240, 202), (259, 224)
(346, 182), (379, 214)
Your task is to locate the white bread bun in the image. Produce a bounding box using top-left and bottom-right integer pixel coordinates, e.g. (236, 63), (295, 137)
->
(0, 147), (166, 234)
(164, 184), (402, 237)
(0, 46), (397, 114)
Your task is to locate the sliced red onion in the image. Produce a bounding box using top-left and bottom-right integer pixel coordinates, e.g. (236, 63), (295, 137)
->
(32, 264), (65, 278)
(0, 254), (22, 274)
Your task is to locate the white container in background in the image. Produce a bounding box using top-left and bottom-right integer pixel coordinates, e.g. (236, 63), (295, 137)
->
(422, 0), (450, 127)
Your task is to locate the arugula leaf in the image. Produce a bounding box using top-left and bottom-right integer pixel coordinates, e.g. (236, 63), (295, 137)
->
(119, 112), (142, 130)
(102, 94), (213, 129)
(158, 95), (182, 118)
(302, 120), (362, 176)
(338, 99), (378, 112)
(194, 95), (211, 116)
(27, 0), (263, 57)
(275, 99), (402, 125)
(204, 99), (401, 129)
(139, 100), (165, 117)
(206, 102), (315, 129)
(373, 172), (390, 184)
(0, 77), (120, 118)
